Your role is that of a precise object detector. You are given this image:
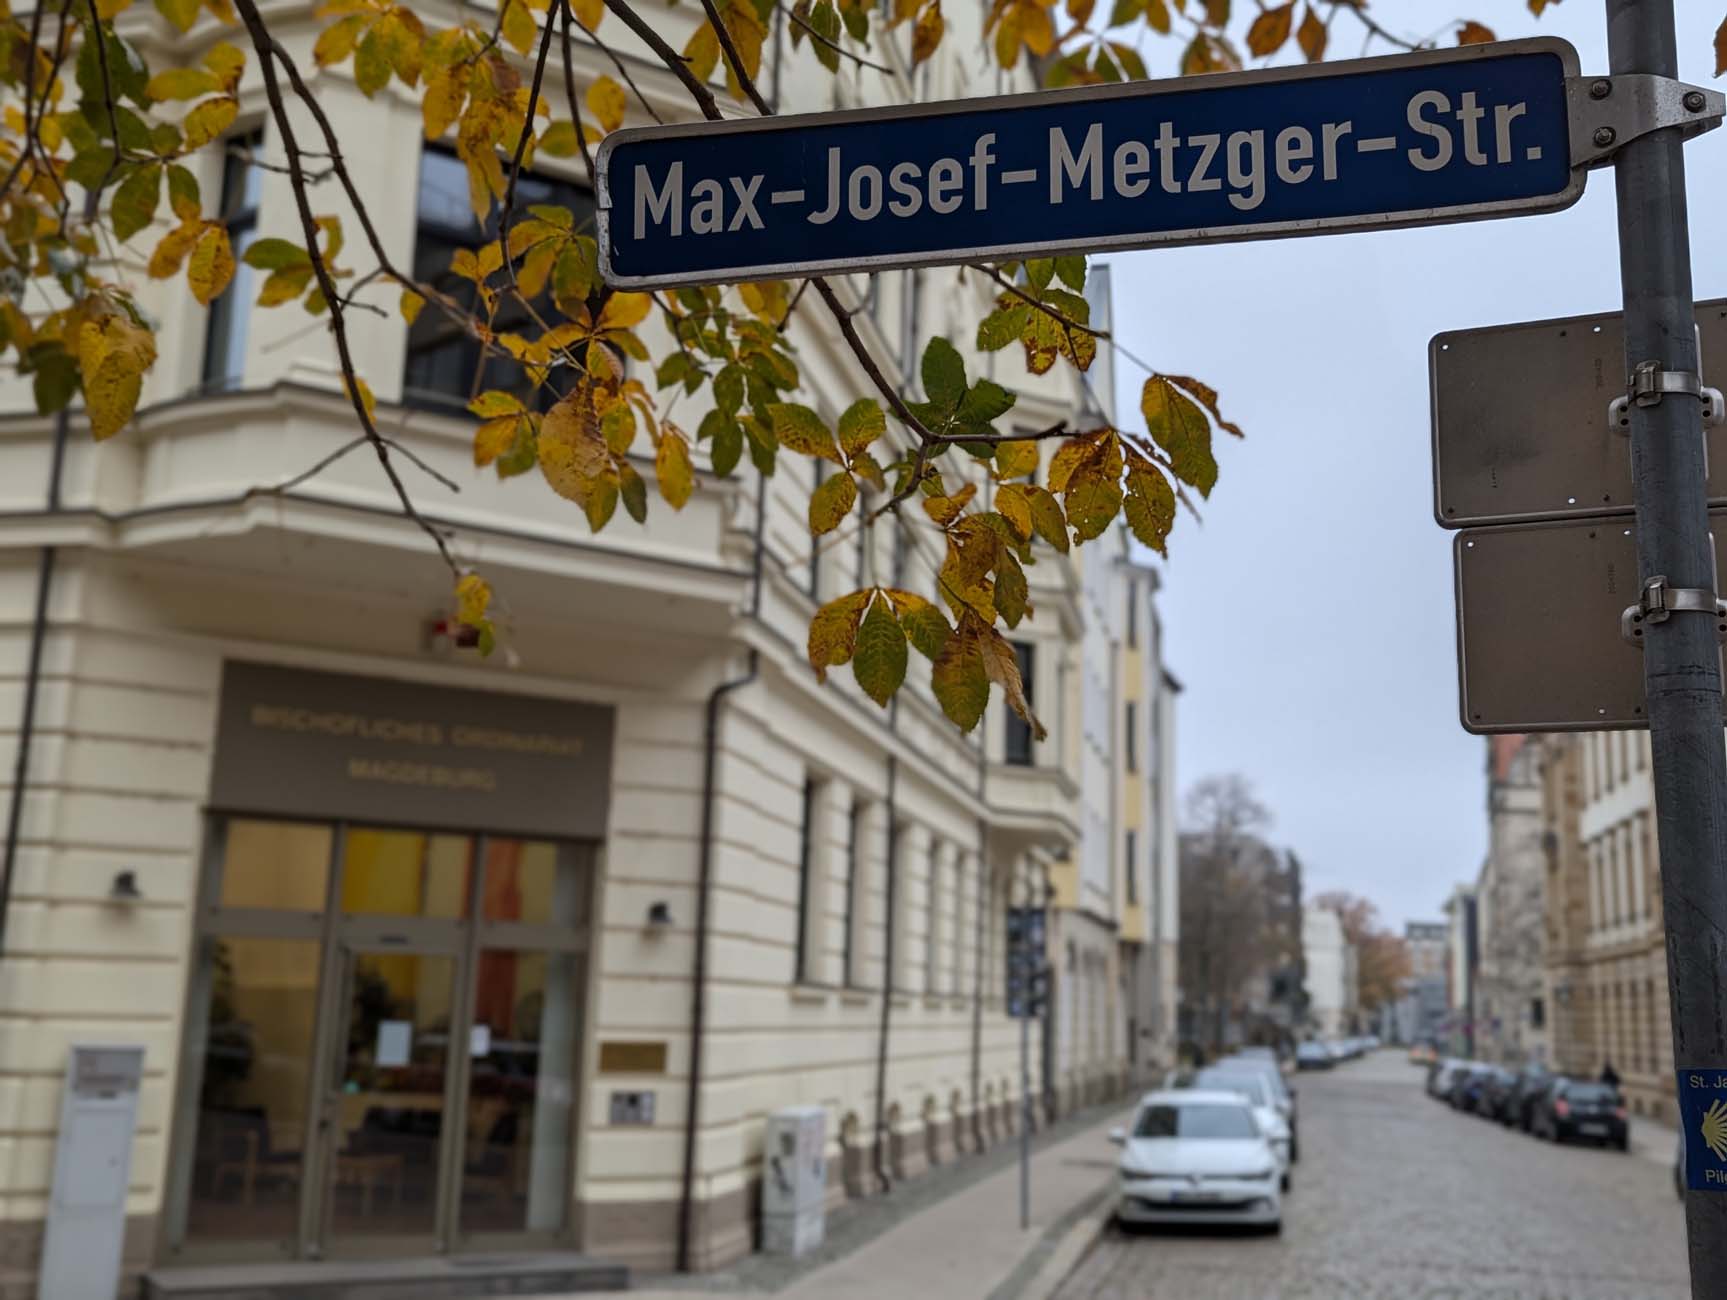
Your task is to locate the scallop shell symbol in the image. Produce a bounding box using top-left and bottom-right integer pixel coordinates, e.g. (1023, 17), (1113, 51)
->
(1701, 1098), (1727, 1162)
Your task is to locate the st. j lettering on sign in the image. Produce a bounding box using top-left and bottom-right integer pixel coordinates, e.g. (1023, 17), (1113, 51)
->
(597, 39), (1581, 288)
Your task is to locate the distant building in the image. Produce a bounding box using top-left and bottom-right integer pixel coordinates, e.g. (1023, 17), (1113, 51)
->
(1442, 884), (1479, 1057)
(1536, 732), (1673, 1120)
(1474, 737), (1548, 1067)
(1390, 921), (1448, 1045)
(1301, 907), (1356, 1039)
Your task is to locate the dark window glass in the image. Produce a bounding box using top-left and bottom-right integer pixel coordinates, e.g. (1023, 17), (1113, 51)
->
(1125, 701), (1138, 772)
(794, 778), (816, 982)
(1124, 831), (1137, 903)
(404, 150), (595, 412)
(1560, 1081), (1618, 1103)
(1126, 589), (1138, 647)
(1005, 641), (1035, 766)
(202, 133), (264, 391)
(1133, 1103), (1257, 1140)
(843, 797), (860, 984)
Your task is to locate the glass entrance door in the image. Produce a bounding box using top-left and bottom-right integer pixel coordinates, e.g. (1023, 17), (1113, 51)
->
(317, 948), (458, 1253)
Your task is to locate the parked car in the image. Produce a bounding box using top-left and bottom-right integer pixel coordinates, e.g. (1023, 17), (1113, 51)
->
(1448, 1065), (1493, 1111)
(1507, 1066), (1553, 1132)
(1296, 1041), (1334, 1071)
(1110, 1090), (1283, 1233)
(1188, 1068), (1294, 1186)
(1530, 1077), (1629, 1149)
(1409, 1041), (1438, 1067)
(1217, 1053), (1299, 1150)
(1476, 1066), (1519, 1121)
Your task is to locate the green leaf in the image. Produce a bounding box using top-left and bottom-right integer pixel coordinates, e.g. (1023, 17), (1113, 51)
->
(808, 588), (871, 681)
(241, 237), (313, 270)
(767, 402), (840, 461)
(1123, 464), (1176, 555)
(1063, 444), (1123, 543)
(1054, 255), (1086, 291)
(619, 461), (649, 523)
(809, 0), (842, 72)
(921, 335), (966, 409)
(995, 553), (1028, 628)
(166, 164), (201, 221)
(710, 419), (744, 477)
(1029, 486), (1069, 553)
(713, 362), (746, 416)
(1025, 258), (1055, 291)
(155, 0), (202, 30)
(958, 378), (1016, 424)
(655, 351), (694, 390)
(146, 67), (220, 101)
(66, 145), (118, 190)
(837, 397), (886, 457)
(853, 596), (908, 707)
(110, 163), (161, 242)
(1141, 376), (1217, 496)
(354, 27), (392, 97)
(809, 469), (857, 535)
(898, 601), (951, 661)
(977, 303), (1030, 352)
(931, 622), (989, 731)
(29, 345), (78, 415)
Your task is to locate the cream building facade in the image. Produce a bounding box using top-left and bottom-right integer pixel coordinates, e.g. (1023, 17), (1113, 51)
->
(1537, 732), (1672, 1119)
(0, 4), (1181, 1296)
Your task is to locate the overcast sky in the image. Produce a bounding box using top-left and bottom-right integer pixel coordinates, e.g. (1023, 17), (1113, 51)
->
(1105, 0), (1727, 927)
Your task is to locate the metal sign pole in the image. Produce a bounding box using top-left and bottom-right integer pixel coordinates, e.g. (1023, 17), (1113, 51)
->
(1607, 0), (1727, 1289)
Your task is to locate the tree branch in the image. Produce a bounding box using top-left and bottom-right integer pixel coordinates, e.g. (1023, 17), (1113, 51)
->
(782, 4), (896, 74)
(498, 7), (559, 290)
(235, 0), (461, 576)
(602, 0), (722, 121)
(695, 0), (773, 115)
(565, 2), (664, 124)
(556, 0), (600, 189)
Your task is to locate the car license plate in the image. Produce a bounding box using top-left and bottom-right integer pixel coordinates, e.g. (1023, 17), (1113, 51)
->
(1171, 1189), (1220, 1203)
(1580, 1122), (1608, 1136)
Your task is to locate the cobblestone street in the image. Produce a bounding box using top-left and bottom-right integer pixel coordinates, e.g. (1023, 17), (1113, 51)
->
(1055, 1052), (1690, 1300)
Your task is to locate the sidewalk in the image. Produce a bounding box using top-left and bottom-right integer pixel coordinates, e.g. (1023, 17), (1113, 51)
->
(1628, 1111), (1678, 1171)
(553, 1102), (1131, 1300)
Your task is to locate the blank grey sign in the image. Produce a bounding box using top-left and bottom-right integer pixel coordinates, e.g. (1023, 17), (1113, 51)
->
(1454, 518), (1727, 733)
(1431, 299), (1727, 527)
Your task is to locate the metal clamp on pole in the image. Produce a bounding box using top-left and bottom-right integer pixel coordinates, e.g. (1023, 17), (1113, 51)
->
(1567, 74), (1725, 168)
(1620, 574), (1727, 647)
(1609, 360), (1726, 431)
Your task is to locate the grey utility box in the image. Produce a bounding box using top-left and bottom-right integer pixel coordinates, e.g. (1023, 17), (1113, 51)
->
(38, 1045), (145, 1300)
(761, 1105), (826, 1257)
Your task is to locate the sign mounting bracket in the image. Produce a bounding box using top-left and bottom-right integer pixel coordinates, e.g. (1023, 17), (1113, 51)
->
(1566, 74), (1725, 168)
(1620, 575), (1727, 650)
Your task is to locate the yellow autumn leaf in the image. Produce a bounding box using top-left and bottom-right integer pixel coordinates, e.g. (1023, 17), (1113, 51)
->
(148, 220), (202, 279)
(570, 0), (602, 25)
(1245, 2), (1293, 56)
(455, 573), (492, 625)
(400, 288), (425, 323)
(187, 222), (235, 305)
(586, 75), (627, 134)
(596, 292), (652, 331)
(912, 1), (944, 64)
(202, 41), (246, 89)
(656, 425), (695, 509)
(342, 374), (377, 424)
(1456, 19), (1495, 43)
(182, 95), (239, 151)
(78, 315), (157, 441)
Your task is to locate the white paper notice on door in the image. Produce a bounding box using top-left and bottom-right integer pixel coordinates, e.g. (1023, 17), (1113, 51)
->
(469, 1024), (492, 1057)
(375, 1020), (412, 1067)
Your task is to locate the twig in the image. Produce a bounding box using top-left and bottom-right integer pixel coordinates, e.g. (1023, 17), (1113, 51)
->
(929, 421), (1067, 446)
(498, 7), (560, 291)
(776, 277), (812, 334)
(0, 0), (52, 209)
(84, 0), (127, 198)
(696, 0), (773, 114)
(603, 0), (723, 121)
(566, 3), (665, 124)
(783, 3), (896, 74)
(557, 0), (600, 190)
(235, 0), (461, 576)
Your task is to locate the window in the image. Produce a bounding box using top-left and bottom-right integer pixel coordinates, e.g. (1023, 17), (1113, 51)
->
(1005, 641), (1035, 765)
(1126, 588), (1138, 648)
(1125, 702), (1138, 773)
(201, 132), (263, 391)
(1124, 830), (1137, 904)
(808, 462), (824, 599)
(1530, 996), (1545, 1030)
(795, 778), (816, 983)
(404, 149), (595, 411)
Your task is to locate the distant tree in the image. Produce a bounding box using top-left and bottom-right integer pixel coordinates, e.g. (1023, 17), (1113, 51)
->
(1179, 775), (1276, 1056)
(1312, 890), (1411, 1016)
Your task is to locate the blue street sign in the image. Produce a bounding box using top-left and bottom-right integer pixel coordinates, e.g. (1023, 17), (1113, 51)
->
(1676, 1068), (1727, 1190)
(597, 38), (1583, 289)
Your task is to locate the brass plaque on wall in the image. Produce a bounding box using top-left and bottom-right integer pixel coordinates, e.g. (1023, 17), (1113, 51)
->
(599, 1041), (669, 1074)
(210, 662), (615, 838)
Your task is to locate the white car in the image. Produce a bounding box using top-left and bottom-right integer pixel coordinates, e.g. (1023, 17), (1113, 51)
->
(1110, 1090), (1283, 1232)
(1188, 1068), (1294, 1186)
